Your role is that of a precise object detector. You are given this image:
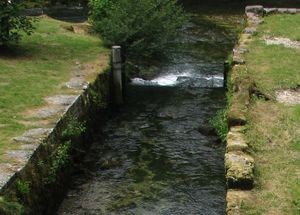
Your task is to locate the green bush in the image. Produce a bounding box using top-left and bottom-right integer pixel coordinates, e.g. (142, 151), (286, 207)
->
(45, 141), (72, 184)
(0, 0), (35, 46)
(89, 0), (187, 72)
(16, 180), (31, 196)
(210, 109), (228, 142)
(61, 118), (86, 140)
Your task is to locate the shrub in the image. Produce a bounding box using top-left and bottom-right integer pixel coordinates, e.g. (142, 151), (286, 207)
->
(45, 141), (72, 184)
(210, 109), (229, 142)
(16, 180), (31, 196)
(89, 0), (187, 73)
(0, 0), (35, 46)
(61, 118), (86, 141)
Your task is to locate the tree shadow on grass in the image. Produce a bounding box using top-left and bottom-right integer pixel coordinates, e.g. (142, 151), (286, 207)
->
(0, 45), (33, 59)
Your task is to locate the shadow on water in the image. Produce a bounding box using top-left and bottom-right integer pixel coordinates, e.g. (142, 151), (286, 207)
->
(54, 1), (273, 214)
(55, 2), (241, 215)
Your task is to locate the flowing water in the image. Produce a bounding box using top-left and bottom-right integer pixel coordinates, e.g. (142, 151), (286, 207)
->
(56, 2), (244, 215)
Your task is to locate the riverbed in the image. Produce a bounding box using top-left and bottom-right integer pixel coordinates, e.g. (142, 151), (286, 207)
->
(56, 2), (244, 215)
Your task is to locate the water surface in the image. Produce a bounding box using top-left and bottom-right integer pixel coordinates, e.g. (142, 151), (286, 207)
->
(56, 3), (244, 215)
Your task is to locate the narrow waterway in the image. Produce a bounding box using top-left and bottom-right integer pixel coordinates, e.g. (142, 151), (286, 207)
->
(57, 2), (244, 215)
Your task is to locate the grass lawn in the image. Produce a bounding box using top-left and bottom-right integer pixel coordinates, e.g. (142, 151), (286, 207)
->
(240, 14), (300, 214)
(0, 16), (108, 161)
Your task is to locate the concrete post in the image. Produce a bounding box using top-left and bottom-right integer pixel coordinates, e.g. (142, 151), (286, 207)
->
(112, 46), (123, 105)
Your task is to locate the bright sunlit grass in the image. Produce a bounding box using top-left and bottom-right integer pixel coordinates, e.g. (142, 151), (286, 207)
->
(0, 16), (107, 156)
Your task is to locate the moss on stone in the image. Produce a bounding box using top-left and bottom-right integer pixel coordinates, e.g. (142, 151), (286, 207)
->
(225, 152), (254, 189)
(227, 130), (248, 152)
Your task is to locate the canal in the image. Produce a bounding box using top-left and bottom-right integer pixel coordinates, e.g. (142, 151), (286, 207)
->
(56, 1), (244, 214)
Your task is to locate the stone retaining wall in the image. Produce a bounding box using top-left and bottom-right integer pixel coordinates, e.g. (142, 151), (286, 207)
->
(226, 5), (300, 215)
(0, 67), (111, 214)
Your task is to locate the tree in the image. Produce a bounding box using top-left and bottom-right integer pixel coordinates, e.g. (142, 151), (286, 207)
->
(0, 0), (35, 47)
(89, 0), (187, 76)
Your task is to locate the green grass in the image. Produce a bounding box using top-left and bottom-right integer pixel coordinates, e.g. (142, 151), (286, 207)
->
(258, 14), (300, 41)
(238, 14), (300, 214)
(245, 15), (300, 96)
(0, 16), (107, 157)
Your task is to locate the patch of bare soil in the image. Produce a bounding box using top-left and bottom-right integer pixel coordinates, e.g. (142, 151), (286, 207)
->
(264, 36), (300, 49)
(276, 88), (300, 105)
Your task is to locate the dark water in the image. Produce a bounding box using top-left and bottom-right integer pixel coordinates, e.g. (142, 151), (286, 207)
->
(56, 2), (244, 215)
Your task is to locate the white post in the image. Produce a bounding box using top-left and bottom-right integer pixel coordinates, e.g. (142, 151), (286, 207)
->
(112, 46), (123, 105)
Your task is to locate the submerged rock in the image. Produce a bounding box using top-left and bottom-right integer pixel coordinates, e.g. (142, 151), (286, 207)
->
(197, 125), (216, 136)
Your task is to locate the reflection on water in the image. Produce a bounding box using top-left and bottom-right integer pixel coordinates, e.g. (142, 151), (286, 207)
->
(56, 2), (244, 215)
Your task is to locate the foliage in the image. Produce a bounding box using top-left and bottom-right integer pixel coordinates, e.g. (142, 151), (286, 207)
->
(0, 0), (35, 46)
(62, 118), (86, 140)
(16, 180), (31, 196)
(46, 117), (86, 184)
(89, 0), (187, 68)
(88, 0), (113, 21)
(45, 141), (72, 184)
(210, 109), (228, 142)
(0, 197), (24, 215)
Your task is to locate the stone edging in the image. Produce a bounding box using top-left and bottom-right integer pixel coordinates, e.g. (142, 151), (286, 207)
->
(0, 63), (110, 213)
(226, 5), (300, 215)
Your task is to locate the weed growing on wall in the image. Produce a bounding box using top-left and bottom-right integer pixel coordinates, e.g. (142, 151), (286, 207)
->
(45, 117), (87, 184)
(45, 141), (72, 184)
(0, 197), (24, 215)
(61, 117), (86, 141)
(16, 180), (31, 196)
(210, 109), (228, 142)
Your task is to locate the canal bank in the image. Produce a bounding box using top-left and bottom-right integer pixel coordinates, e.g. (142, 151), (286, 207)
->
(226, 6), (300, 215)
(0, 15), (111, 214)
(2, 1), (299, 215)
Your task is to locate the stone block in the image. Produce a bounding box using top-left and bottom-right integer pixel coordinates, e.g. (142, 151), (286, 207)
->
(227, 109), (247, 127)
(244, 27), (257, 35)
(233, 47), (248, 55)
(287, 8), (297, 14)
(225, 152), (254, 189)
(227, 190), (250, 215)
(233, 55), (245, 65)
(264, 8), (278, 15)
(245, 5), (264, 16)
(226, 129), (248, 152)
(278, 8), (289, 13)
